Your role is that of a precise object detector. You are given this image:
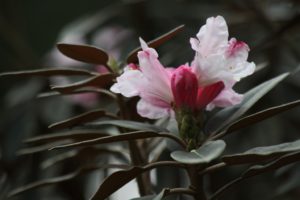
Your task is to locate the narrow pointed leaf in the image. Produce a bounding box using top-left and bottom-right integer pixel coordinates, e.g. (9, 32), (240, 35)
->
(219, 99), (300, 137)
(127, 25), (184, 63)
(171, 140), (226, 164)
(210, 151), (300, 200)
(38, 88), (117, 99)
(51, 73), (116, 93)
(49, 109), (117, 130)
(86, 120), (167, 132)
(90, 167), (145, 200)
(223, 139), (300, 165)
(57, 43), (109, 66)
(242, 151), (300, 178)
(8, 166), (107, 198)
(0, 68), (94, 77)
(205, 73), (289, 134)
(17, 141), (70, 155)
(51, 131), (183, 150)
(24, 130), (109, 144)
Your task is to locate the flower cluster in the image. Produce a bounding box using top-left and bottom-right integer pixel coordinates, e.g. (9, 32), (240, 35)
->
(111, 16), (255, 120)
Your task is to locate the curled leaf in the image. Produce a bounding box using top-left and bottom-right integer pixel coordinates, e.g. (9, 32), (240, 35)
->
(171, 140), (226, 164)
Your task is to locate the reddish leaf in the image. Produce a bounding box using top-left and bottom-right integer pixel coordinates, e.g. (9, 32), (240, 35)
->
(49, 109), (117, 130)
(24, 130), (110, 144)
(57, 43), (109, 66)
(0, 68), (94, 77)
(51, 73), (117, 93)
(126, 25), (185, 63)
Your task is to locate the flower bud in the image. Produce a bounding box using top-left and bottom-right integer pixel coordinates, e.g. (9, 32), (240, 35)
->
(171, 66), (198, 110)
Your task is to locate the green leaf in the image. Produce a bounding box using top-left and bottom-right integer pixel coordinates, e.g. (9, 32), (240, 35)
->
(8, 166), (100, 198)
(49, 109), (117, 130)
(56, 43), (109, 67)
(86, 120), (167, 132)
(0, 68), (94, 77)
(51, 73), (116, 93)
(223, 139), (300, 165)
(41, 147), (128, 169)
(213, 99), (300, 139)
(130, 195), (157, 200)
(24, 130), (109, 144)
(38, 88), (117, 99)
(171, 140), (226, 164)
(90, 167), (145, 200)
(126, 25), (184, 64)
(17, 141), (71, 155)
(210, 151), (300, 200)
(205, 73), (289, 134)
(242, 151), (300, 178)
(50, 131), (184, 150)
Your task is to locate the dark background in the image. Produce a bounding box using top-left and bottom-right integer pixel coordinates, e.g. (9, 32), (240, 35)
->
(1, 0), (300, 199)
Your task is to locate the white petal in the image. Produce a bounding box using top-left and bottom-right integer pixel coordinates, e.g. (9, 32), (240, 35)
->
(137, 99), (171, 119)
(196, 16), (229, 56)
(232, 61), (256, 81)
(110, 69), (144, 97)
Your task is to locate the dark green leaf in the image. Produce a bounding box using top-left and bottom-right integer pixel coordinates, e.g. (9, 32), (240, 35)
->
(49, 109), (117, 130)
(38, 88), (117, 99)
(41, 147), (128, 169)
(130, 195), (157, 200)
(50, 131), (183, 150)
(8, 165), (110, 198)
(126, 25), (184, 63)
(210, 151), (300, 200)
(218, 99), (300, 138)
(17, 141), (71, 155)
(51, 73), (116, 93)
(90, 167), (145, 200)
(56, 43), (109, 66)
(242, 151), (300, 178)
(205, 73), (289, 134)
(0, 68), (94, 77)
(171, 140), (226, 164)
(24, 130), (109, 144)
(86, 120), (167, 132)
(223, 139), (300, 165)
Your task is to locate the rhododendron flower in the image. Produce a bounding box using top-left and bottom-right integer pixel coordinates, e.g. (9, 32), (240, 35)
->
(190, 16), (255, 109)
(111, 39), (224, 119)
(111, 16), (255, 119)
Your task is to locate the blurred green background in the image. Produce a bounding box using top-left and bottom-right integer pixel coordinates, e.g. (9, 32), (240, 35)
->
(1, 0), (300, 199)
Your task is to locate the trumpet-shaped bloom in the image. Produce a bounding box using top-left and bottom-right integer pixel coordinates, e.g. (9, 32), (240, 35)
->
(111, 16), (255, 119)
(190, 16), (255, 109)
(111, 39), (224, 119)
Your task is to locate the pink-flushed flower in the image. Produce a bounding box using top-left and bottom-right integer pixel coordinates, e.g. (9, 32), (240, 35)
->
(171, 66), (224, 111)
(110, 39), (224, 119)
(190, 16), (256, 110)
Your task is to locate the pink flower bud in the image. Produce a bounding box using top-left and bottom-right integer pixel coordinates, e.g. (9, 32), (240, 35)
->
(197, 81), (225, 109)
(171, 66), (198, 110)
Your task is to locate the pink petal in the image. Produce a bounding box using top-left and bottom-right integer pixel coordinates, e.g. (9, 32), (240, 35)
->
(137, 99), (171, 119)
(197, 81), (225, 109)
(171, 65), (198, 109)
(207, 88), (243, 110)
(137, 38), (173, 103)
